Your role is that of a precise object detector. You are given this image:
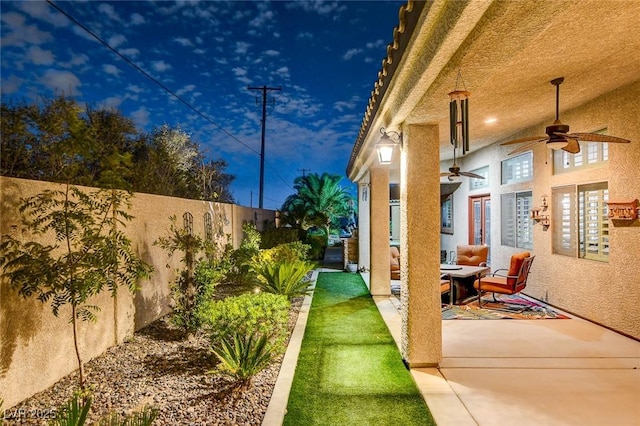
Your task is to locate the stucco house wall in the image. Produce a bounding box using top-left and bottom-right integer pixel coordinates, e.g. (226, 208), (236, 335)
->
(0, 177), (275, 407)
(440, 80), (640, 340)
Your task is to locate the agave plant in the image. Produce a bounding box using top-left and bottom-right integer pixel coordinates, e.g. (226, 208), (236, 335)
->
(211, 332), (274, 389)
(253, 259), (314, 300)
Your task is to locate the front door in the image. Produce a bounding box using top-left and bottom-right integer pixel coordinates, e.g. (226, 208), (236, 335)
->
(469, 195), (491, 261)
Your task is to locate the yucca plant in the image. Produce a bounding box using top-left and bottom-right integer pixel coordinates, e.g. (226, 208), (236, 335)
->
(253, 259), (314, 300)
(49, 395), (92, 426)
(211, 332), (274, 389)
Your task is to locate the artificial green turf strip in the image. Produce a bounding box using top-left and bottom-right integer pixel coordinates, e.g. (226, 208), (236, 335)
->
(283, 272), (435, 426)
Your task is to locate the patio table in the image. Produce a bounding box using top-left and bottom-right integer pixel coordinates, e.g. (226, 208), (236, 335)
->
(440, 264), (490, 307)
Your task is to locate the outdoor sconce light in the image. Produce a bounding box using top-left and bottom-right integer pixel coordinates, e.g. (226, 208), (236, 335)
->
(376, 127), (403, 165)
(541, 194), (549, 207)
(531, 194), (550, 228)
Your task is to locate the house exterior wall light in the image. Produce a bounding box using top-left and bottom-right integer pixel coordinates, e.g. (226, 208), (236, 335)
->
(376, 127), (403, 164)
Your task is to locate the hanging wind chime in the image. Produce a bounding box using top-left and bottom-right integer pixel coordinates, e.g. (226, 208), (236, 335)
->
(448, 69), (470, 154)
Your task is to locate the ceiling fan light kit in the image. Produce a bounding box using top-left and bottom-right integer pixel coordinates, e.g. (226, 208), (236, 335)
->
(501, 77), (631, 156)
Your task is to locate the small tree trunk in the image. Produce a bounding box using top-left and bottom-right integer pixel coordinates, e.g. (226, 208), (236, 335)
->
(71, 304), (85, 388)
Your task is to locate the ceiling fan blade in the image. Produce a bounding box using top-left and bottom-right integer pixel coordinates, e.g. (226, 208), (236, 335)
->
(440, 171), (452, 177)
(459, 171), (486, 179)
(501, 135), (548, 146)
(507, 138), (544, 156)
(561, 138), (581, 154)
(559, 132), (631, 144)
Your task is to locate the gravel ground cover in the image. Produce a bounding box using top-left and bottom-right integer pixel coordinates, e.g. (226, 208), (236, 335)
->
(7, 293), (303, 425)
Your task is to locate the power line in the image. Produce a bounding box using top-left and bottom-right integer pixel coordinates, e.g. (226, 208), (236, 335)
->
(46, 0), (259, 157)
(298, 168), (311, 177)
(46, 0), (295, 195)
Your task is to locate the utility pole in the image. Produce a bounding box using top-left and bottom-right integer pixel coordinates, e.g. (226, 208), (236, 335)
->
(298, 168), (311, 178)
(248, 85), (281, 208)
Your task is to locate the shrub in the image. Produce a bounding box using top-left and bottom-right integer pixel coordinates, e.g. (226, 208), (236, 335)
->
(198, 293), (290, 354)
(259, 227), (300, 249)
(253, 260), (315, 300)
(252, 241), (311, 270)
(226, 223), (261, 285)
(210, 332), (274, 388)
(305, 234), (326, 260)
(169, 259), (225, 332)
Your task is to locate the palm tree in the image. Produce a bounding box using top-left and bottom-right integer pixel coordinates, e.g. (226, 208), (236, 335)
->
(281, 173), (352, 244)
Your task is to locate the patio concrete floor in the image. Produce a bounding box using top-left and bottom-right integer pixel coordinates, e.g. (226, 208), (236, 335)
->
(263, 247), (640, 425)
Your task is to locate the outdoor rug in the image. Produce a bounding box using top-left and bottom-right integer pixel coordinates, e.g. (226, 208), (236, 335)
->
(442, 294), (570, 320)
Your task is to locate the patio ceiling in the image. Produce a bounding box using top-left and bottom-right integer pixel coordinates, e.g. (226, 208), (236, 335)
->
(348, 0), (640, 183)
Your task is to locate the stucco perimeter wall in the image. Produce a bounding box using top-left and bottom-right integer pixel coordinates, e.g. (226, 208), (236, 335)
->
(441, 80), (640, 340)
(0, 177), (275, 407)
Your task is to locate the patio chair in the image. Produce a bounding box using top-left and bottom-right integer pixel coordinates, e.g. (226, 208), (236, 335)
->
(473, 252), (535, 307)
(441, 275), (452, 306)
(456, 244), (488, 267)
(452, 244), (489, 302)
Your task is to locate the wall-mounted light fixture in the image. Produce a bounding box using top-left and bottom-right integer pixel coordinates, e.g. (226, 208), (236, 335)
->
(531, 194), (550, 228)
(376, 127), (403, 165)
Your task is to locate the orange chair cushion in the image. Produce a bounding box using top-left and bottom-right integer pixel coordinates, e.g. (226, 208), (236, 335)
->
(390, 247), (400, 279)
(473, 276), (509, 293)
(456, 245), (489, 266)
(440, 279), (450, 293)
(508, 251), (530, 276)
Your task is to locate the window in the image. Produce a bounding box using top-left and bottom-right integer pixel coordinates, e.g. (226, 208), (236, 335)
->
(469, 166), (489, 190)
(501, 191), (533, 249)
(552, 182), (609, 261)
(553, 129), (608, 173)
(441, 194), (453, 234)
(501, 152), (533, 184)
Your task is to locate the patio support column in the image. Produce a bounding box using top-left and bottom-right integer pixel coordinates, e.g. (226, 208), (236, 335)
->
(400, 123), (442, 366)
(357, 180), (371, 288)
(369, 165), (391, 296)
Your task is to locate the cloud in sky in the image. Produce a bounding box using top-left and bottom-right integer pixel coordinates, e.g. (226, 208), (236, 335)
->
(40, 69), (81, 96)
(1, 0), (404, 209)
(26, 45), (54, 65)
(342, 48), (363, 61)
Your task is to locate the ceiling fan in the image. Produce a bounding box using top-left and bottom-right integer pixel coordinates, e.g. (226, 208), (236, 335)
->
(440, 145), (485, 181)
(501, 77), (630, 155)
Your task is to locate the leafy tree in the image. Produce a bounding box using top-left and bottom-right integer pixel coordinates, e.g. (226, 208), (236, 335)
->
(198, 158), (235, 203)
(131, 124), (199, 198)
(1, 96), (236, 202)
(0, 101), (39, 178)
(281, 173), (353, 244)
(84, 106), (137, 190)
(0, 184), (152, 388)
